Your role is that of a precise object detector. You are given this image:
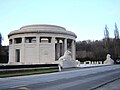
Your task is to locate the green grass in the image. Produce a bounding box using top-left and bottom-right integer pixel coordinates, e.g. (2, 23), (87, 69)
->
(0, 69), (58, 78)
(80, 62), (84, 64)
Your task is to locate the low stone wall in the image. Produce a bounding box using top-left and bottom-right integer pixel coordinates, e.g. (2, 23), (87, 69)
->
(0, 64), (60, 74)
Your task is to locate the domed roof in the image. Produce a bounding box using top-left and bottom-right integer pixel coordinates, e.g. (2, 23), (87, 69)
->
(8, 24), (77, 38)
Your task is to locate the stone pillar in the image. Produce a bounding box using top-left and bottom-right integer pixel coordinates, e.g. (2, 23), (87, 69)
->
(13, 38), (15, 64)
(64, 38), (67, 53)
(72, 40), (75, 60)
(61, 40), (64, 56)
(36, 36), (40, 63)
(92, 61), (94, 64)
(57, 39), (60, 60)
(21, 37), (25, 64)
(8, 38), (14, 64)
(51, 37), (55, 61)
(84, 61), (86, 64)
(99, 61), (102, 64)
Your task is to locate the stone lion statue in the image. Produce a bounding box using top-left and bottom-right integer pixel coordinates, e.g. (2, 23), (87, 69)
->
(104, 54), (114, 64)
(58, 50), (72, 61)
(56, 50), (80, 68)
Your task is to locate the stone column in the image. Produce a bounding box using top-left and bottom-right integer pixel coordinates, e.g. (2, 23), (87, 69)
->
(64, 38), (67, 53)
(84, 61), (86, 64)
(100, 61), (102, 64)
(61, 39), (64, 56)
(13, 38), (15, 63)
(51, 37), (55, 61)
(8, 38), (14, 64)
(57, 39), (60, 60)
(72, 40), (76, 60)
(21, 37), (25, 64)
(92, 61), (94, 64)
(36, 36), (40, 63)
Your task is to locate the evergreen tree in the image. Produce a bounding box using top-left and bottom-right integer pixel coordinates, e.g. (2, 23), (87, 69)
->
(0, 33), (2, 53)
(114, 23), (119, 39)
(104, 25), (110, 53)
(114, 23), (120, 59)
(104, 25), (109, 39)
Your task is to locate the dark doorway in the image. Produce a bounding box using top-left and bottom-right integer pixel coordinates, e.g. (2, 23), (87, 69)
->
(16, 49), (20, 62)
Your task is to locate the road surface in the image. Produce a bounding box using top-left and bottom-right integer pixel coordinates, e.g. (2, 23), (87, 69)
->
(0, 65), (120, 90)
(94, 78), (120, 90)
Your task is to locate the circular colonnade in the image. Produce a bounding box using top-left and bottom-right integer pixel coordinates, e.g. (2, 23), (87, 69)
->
(8, 24), (77, 65)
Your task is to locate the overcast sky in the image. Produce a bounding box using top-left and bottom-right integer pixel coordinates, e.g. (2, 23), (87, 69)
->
(0, 0), (120, 45)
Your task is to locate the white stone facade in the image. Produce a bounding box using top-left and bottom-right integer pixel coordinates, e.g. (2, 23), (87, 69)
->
(8, 24), (77, 65)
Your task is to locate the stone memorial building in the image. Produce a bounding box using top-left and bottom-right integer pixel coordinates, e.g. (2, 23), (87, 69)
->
(8, 24), (77, 65)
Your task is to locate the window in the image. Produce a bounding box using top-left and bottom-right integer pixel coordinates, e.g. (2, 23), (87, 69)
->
(40, 37), (51, 43)
(25, 37), (36, 43)
(14, 38), (22, 44)
(16, 49), (20, 62)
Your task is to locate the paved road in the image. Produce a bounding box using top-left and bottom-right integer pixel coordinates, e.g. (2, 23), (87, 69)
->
(95, 78), (120, 90)
(0, 65), (120, 90)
